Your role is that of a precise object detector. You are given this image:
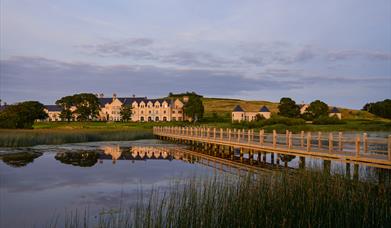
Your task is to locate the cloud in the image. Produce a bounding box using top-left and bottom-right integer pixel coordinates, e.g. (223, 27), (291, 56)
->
(326, 49), (391, 61)
(1, 56), (303, 104)
(78, 38), (155, 58)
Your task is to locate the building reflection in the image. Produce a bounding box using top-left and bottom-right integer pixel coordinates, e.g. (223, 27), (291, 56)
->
(98, 145), (189, 164)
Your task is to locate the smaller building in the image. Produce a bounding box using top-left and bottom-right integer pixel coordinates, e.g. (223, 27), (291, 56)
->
(299, 104), (309, 114)
(232, 105), (271, 122)
(329, 107), (342, 119)
(44, 105), (62, 121)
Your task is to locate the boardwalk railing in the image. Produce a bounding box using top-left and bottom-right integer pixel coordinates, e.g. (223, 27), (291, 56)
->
(153, 126), (391, 168)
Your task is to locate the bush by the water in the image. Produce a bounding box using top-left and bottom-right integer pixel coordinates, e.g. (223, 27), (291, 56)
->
(0, 129), (153, 147)
(313, 115), (345, 125)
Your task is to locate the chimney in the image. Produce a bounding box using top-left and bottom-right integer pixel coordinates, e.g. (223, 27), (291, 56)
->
(113, 93), (117, 100)
(183, 96), (189, 103)
(100, 93), (104, 98)
(132, 94), (136, 98)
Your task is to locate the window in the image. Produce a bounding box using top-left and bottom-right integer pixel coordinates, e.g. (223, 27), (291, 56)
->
(172, 117), (176, 121)
(141, 111), (144, 114)
(163, 117), (167, 121)
(148, 116), (152, 122)
(140, 117), (144, 122)
(149, 110), (151, 114)
(155, 116), (159, 121)
(155, 111), (158, 114)
(172, 111), (176, 114)
(178, 117), (182, 121)
(164, 110), (166, 114)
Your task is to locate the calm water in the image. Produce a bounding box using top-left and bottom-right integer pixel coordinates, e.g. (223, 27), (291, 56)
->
(0, 139), (389, 227)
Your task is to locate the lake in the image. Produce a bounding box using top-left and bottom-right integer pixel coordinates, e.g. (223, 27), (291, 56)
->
(0, 139), (389, 227)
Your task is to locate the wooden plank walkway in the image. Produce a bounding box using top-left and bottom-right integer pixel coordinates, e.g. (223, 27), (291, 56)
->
(154, 126), (391, 169)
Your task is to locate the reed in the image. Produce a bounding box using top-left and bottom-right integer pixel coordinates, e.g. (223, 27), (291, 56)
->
(0, 129), (153, 147)
(61, 170), (391, 227)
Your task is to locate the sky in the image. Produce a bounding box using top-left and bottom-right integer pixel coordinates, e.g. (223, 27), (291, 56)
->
(0, 0), (390, 109)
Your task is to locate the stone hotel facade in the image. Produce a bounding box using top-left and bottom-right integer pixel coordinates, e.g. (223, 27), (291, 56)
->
(44, 94), (189, 122)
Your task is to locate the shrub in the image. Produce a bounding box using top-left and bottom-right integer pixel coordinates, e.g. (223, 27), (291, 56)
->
(313, 115), (345, 125)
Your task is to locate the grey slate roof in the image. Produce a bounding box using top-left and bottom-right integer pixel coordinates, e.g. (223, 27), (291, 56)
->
(45, 105), (62, 112)
(233, 105), (244, 112)
(259, 105), (270, 112)
(99, 97), (171, 106)
(330, 107), (340, 113)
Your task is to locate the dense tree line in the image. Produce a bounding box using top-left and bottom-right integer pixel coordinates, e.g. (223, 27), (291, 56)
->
(0, 101), (48, 128)
(362, 99), (391, 119)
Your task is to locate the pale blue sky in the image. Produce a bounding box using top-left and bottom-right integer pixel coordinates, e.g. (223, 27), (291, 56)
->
(1, 0), (390, 108)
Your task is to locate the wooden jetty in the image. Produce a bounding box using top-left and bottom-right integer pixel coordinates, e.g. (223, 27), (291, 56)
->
(153, 126), (391, 169)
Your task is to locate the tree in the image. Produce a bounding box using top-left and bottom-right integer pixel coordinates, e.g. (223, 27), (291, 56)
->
(365, 99), (391, 119)
(306, 100), (329, 119)
(120, 105), (132, 121)
(0, 101), (48, 129)
(73, 93), (100, 121)
(255, 113), (265, 121)
(56, 95), (74, 122)
(278, 97), (300, 118)
(184, 96), (204, 122)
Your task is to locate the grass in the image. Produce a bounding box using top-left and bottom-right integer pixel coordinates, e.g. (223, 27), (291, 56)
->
(202, 97), (380, 120)
(58, 170), (391, 227)
(0, 128), (154, 147)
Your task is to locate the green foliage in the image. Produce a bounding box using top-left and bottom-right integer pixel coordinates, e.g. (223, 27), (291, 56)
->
(363, 99), (391, 119)
(56, 93), (100, 121)
(0, 101), (48, 129)
(278, 97), (300, 118)
(56, 95), (74, 121)
(306, 100), (329, 119)
(167, 91), (203, 98)
(73, 93), (101, 121)
(313, 115), (346, 125)
(184, 96), (204, 122)
(0, 129), (153, 147)
(120, 105), (132, 121)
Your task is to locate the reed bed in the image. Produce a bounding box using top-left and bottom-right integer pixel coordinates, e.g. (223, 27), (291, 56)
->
(0, 129), (153, 147)
(61, 170), (391, 227)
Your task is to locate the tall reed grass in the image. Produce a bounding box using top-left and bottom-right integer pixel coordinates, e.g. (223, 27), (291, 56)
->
(0, 129), (153, 147)
(60, 170), (391, 227)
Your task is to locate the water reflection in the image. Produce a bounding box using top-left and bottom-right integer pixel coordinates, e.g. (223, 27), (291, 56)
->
(55, 151), (99, 167)
(0, 151), (42, 167)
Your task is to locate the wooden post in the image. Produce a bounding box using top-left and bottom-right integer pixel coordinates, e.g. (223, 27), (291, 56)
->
(238, 129), (241, 142)
(288, 131), (292, 149)
(228, 129), (231, 141)
(301, 131), (304, 147)
(355, 134), (360, 157)
(220, 128), (223, 140)
(259, 130), (264, 145)
(387, 135), (391, 161)
(318, 132), (322, 149)
(273, 130), (277, 148)
(248, 129), (251, 143)
(339, 132), (343, 152)
(286, 130), (289, 145)
(207, 128), (210, 138)
(363, 133), (368, 153)
(307, 132), (311, 152)
(328, 133), (333, 152)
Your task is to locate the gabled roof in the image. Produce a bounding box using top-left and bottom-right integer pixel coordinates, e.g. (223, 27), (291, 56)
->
(259, 105), (270, 112)
(233, 105), (244, 112)
(99, 97), (171, 106)
(45, 105), (62, 112)
(331, 107), (341, 113)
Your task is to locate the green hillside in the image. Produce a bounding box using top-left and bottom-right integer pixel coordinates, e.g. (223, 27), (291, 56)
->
(202, 97), (379, 120)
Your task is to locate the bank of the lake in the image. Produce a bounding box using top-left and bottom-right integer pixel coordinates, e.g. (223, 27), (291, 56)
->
(0, 119), (390, 147)
(0, 129), (153, 147)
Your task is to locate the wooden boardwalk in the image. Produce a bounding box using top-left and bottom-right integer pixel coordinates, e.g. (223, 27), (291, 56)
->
(154, 126), (391, 169)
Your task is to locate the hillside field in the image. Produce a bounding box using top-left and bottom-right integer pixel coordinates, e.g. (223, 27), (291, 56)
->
(202, 97), (379, 120)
